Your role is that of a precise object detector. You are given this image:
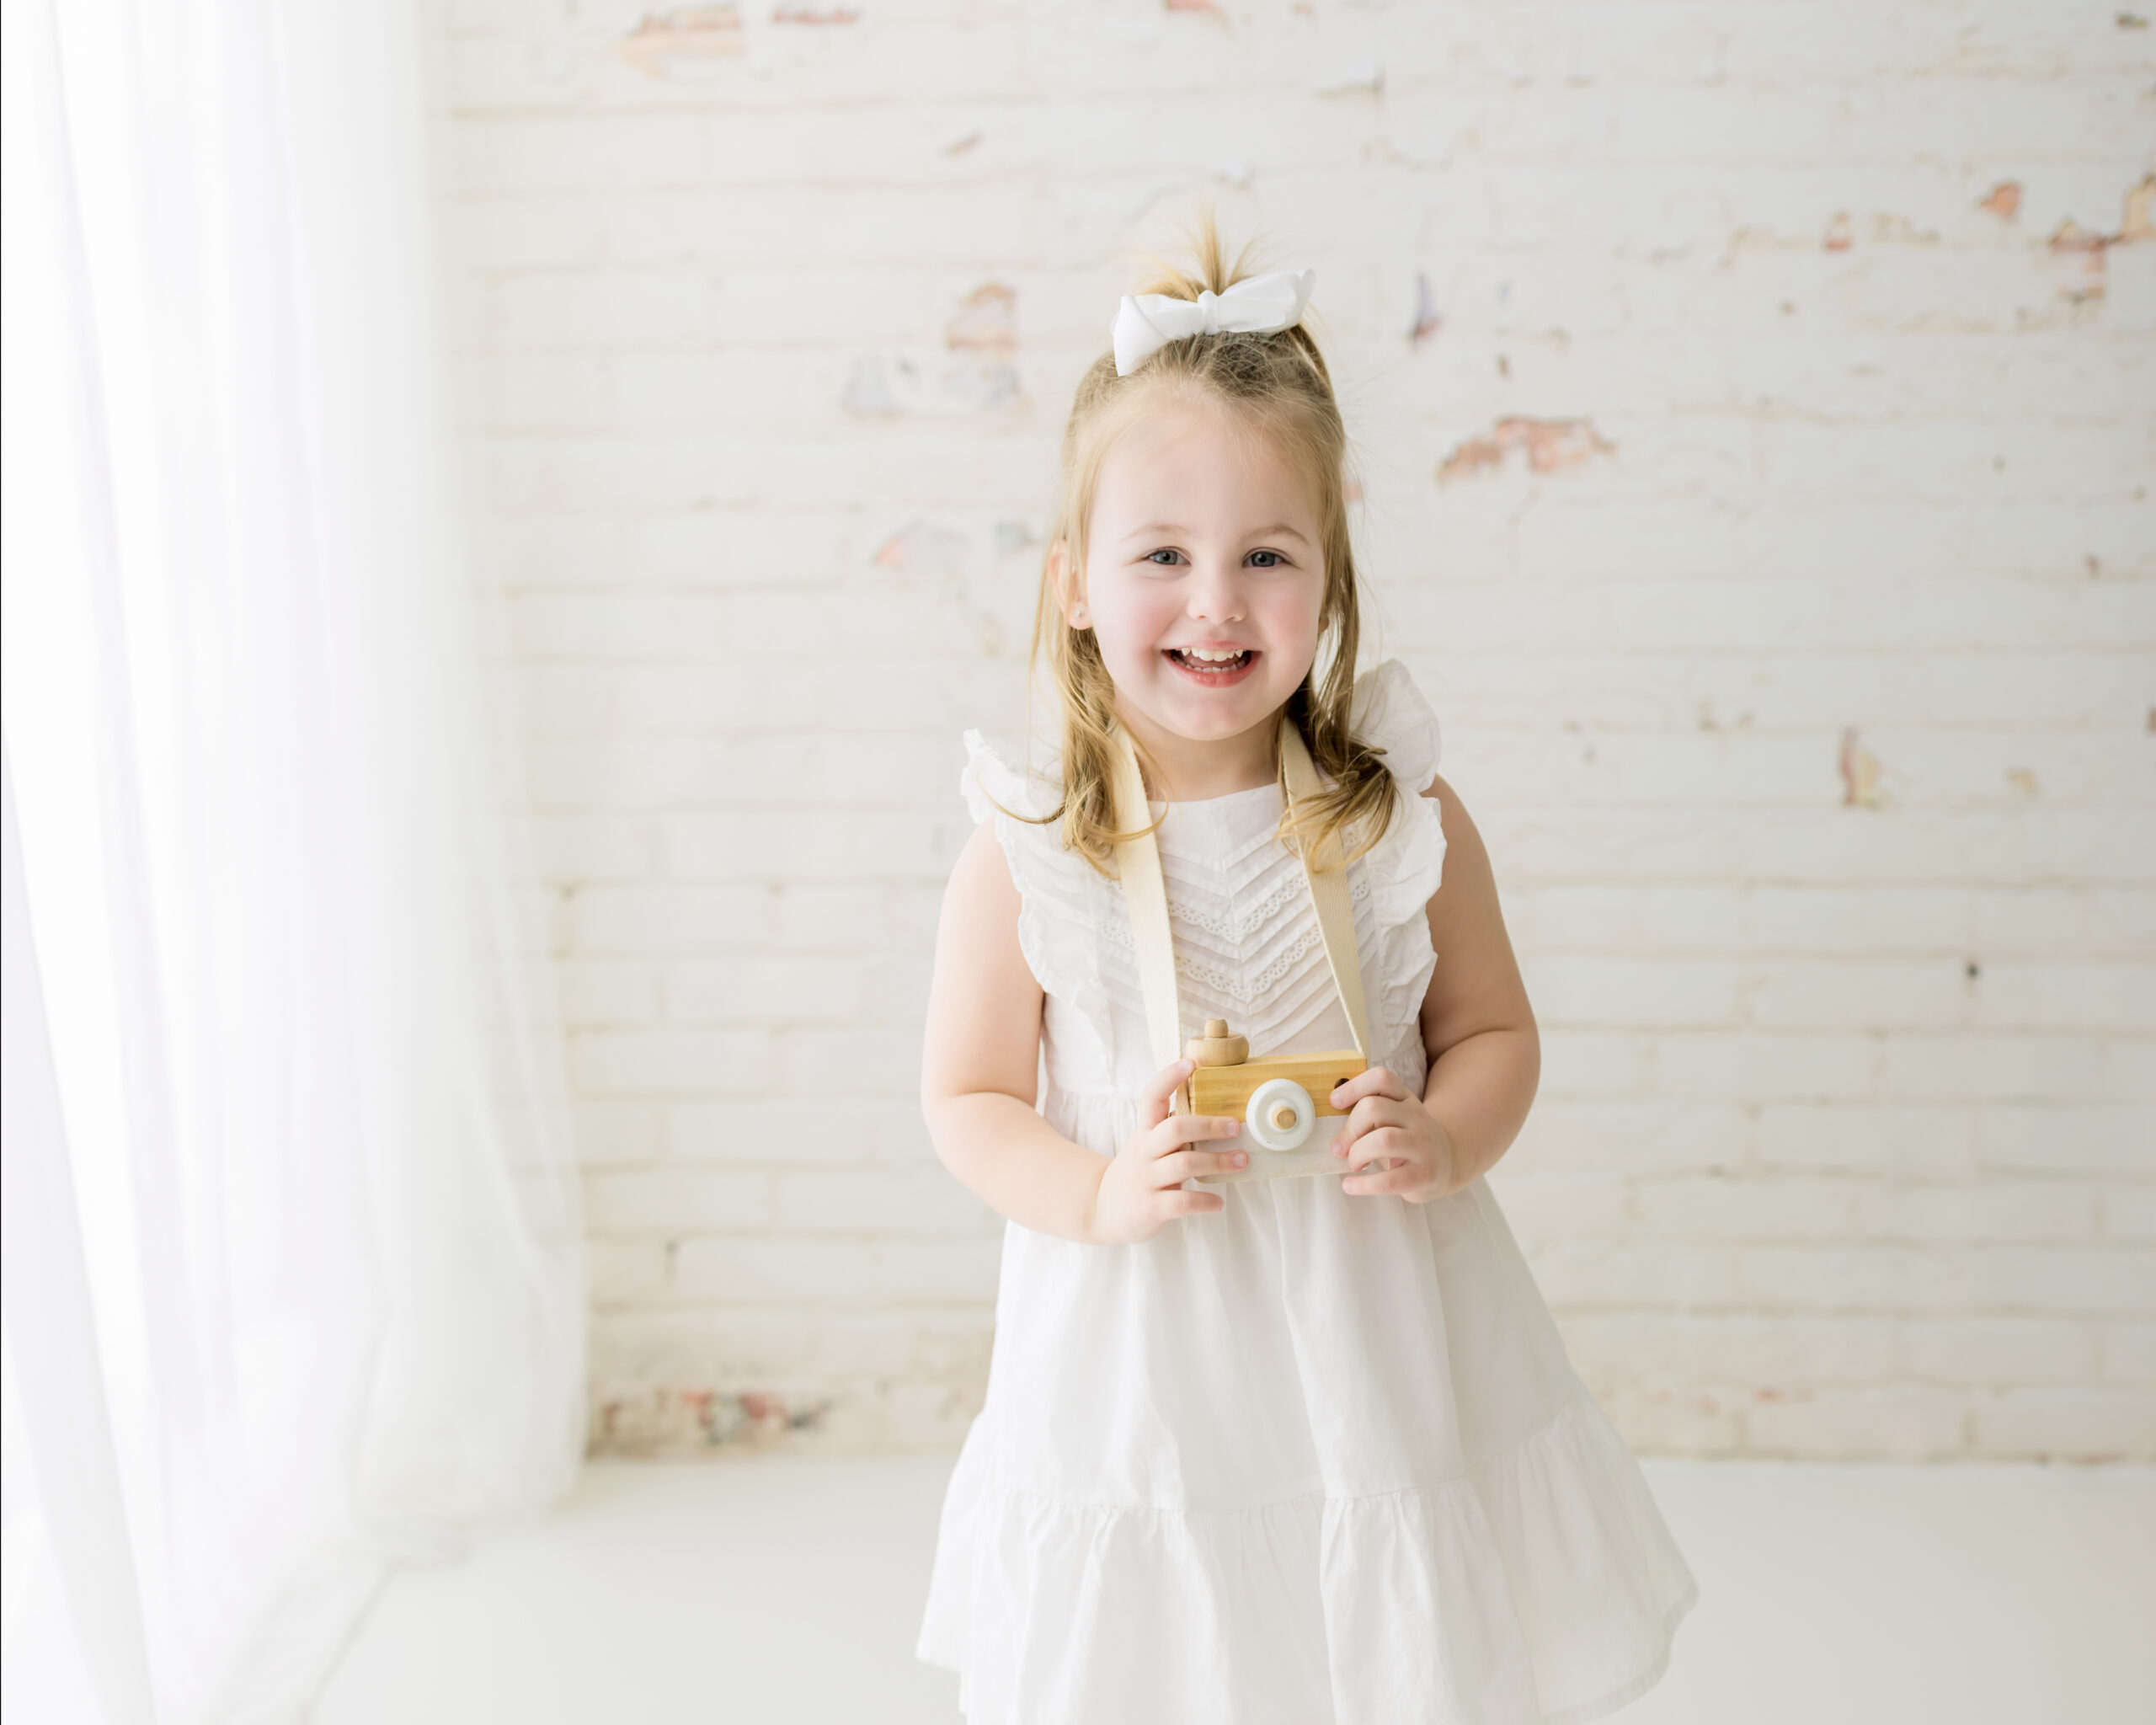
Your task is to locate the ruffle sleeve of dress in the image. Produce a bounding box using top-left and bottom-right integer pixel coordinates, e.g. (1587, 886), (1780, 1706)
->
(1343, 657), (1450, 1072)
(958, 729), (1128, 1108)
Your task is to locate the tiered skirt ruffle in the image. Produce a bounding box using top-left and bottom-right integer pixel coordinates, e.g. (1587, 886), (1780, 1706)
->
(918, 1388), (1696, 1725)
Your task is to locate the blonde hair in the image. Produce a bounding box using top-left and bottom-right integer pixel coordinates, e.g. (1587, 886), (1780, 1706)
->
(1022, 221), (1397, 873)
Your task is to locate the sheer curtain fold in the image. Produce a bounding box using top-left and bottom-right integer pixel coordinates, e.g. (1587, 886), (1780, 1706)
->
(0, 0), (584, 1718)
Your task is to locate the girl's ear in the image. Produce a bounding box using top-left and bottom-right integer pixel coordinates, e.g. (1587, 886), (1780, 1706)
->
(1049, 540), (1089, 629)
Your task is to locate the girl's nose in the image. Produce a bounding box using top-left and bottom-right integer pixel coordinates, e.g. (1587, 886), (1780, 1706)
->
(1187, 561), (1246, 623)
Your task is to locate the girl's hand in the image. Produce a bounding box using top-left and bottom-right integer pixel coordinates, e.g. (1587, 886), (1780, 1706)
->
(1088, 1058), (1248, 1245)
(1328, 1066), (1459, 1204)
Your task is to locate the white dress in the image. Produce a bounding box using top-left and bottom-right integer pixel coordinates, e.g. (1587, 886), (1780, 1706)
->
(916, 660), (1696, 1725)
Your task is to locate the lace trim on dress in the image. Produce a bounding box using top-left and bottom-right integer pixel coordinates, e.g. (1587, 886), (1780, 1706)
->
(1163, 870), (1311, 944)
(1175, 924), (1324, 1007)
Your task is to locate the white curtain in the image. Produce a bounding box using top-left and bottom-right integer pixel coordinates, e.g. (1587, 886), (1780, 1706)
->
(0, 0), (584, 1717)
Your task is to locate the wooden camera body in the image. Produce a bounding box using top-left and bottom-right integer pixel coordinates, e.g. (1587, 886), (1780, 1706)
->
(1185, 1018), (1367, 1185)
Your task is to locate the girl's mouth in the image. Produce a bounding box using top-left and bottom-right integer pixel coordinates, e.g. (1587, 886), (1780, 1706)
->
(1164, 646), (1258, 686)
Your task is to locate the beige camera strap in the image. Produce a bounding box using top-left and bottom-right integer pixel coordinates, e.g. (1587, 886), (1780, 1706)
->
(1107, 718), (1371, 1101)
(1106, 725), (1188, 1092)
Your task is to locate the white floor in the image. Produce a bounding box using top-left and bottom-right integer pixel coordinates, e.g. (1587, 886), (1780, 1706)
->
(312, 1455), (2156, 1725)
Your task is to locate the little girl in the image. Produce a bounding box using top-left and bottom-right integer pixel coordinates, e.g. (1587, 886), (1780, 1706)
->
(915, 231), (1695, 1725)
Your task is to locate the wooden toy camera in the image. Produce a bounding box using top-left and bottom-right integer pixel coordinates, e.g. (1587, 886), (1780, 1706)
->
(1184, 1019), (1365, 1167)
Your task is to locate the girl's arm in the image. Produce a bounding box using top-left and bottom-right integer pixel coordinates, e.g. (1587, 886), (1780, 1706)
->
(921, 819), (1245, 1242)
(1330, 774), (1540, 1200)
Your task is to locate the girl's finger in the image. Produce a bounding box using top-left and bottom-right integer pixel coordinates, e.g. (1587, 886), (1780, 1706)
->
(1328, 1065), (1411, 1110)
(1343, 1170), (1422, 1199)
(1341, 1162), (1390, 1194)
(1157, 1188), (1226, 1218)
(1152, 1112), (1241, 1155)
(1156, 1146), (1248, 1185)
(1341, 1127), (1418, 1175)
(1330, 1096), (1412, 1156)
(1136, 1057), (1196, 1125)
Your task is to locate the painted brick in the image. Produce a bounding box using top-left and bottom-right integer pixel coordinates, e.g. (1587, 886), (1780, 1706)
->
(1754, 1102), (1977, 1178)
(568, 1098), (663, 1167)
(570, 1027), (781, 1097)
(2103, 1185), (2156, 1242)
(1747, 1390), (1971, 1462)
(663, 1097), (928, 1167)
(1521, 955), (1742, 1029)
(1653, 1032), (1881, 1103)
(1898, 1318), (2100, 1387)
(1631, 1173), (1864, 1241)
(1560, 1311), (1898, 1388)
(1503, 1099), (1751, 1177)
(1969, 1390), (2156, 1461)
(772, 1169), (999, 1238)
(1977, 1104), (2155, 1177)
(2100, 1322), (2156, 1384)
(583, 1168), (774, 1235)
(1854, 1180), (2101, 1244)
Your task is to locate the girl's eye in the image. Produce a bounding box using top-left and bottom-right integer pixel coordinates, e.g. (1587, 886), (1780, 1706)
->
(1247, 549), (1285, 569)
(1146, 548), (1184, 566)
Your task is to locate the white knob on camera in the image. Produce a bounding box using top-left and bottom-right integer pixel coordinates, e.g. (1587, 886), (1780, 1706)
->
(1243, 1078), (1318, 1153)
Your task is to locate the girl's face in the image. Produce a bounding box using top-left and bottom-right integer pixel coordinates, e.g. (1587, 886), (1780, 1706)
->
(1064, 393), (1326, 756)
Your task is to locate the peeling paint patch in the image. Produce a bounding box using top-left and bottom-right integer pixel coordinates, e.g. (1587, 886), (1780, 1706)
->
(944, 131), (982, 157)
(616, 6), (744, 76)
(773, 3), (860, 24)
(2122, 176), (2156, 242)
(939, 284), (1021, 409)
(874, 519), (969, 574)
(595, 1386), (834, 1454)
(2049, 219), (2111, 302)
(1438, 417), (1614, 483)
(841, 355), (904, 417)
(947, 283), (1017, 351)
(1822, 211), (1854, 252)
(1978, 181), (2022, 221)
(944, 362), (1020, 409)
(2042, 178), (2156, 302)
(1166, 0), (1225, 13)
(1838, 729), (1884, 809)
(1409, 273), (1442, 345)
(2004, 769), (2039, 798)
(1861, 212), (1938, 246)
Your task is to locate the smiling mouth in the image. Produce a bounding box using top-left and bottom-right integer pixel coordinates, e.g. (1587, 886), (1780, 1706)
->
(1164, 647), (1258, 684)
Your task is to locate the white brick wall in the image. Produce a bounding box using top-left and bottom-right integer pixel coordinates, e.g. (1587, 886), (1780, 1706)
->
(424, 0), (2155, 1459)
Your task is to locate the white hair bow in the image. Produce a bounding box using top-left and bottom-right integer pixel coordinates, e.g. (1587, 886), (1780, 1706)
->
(1110, 269), (1317, 377)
